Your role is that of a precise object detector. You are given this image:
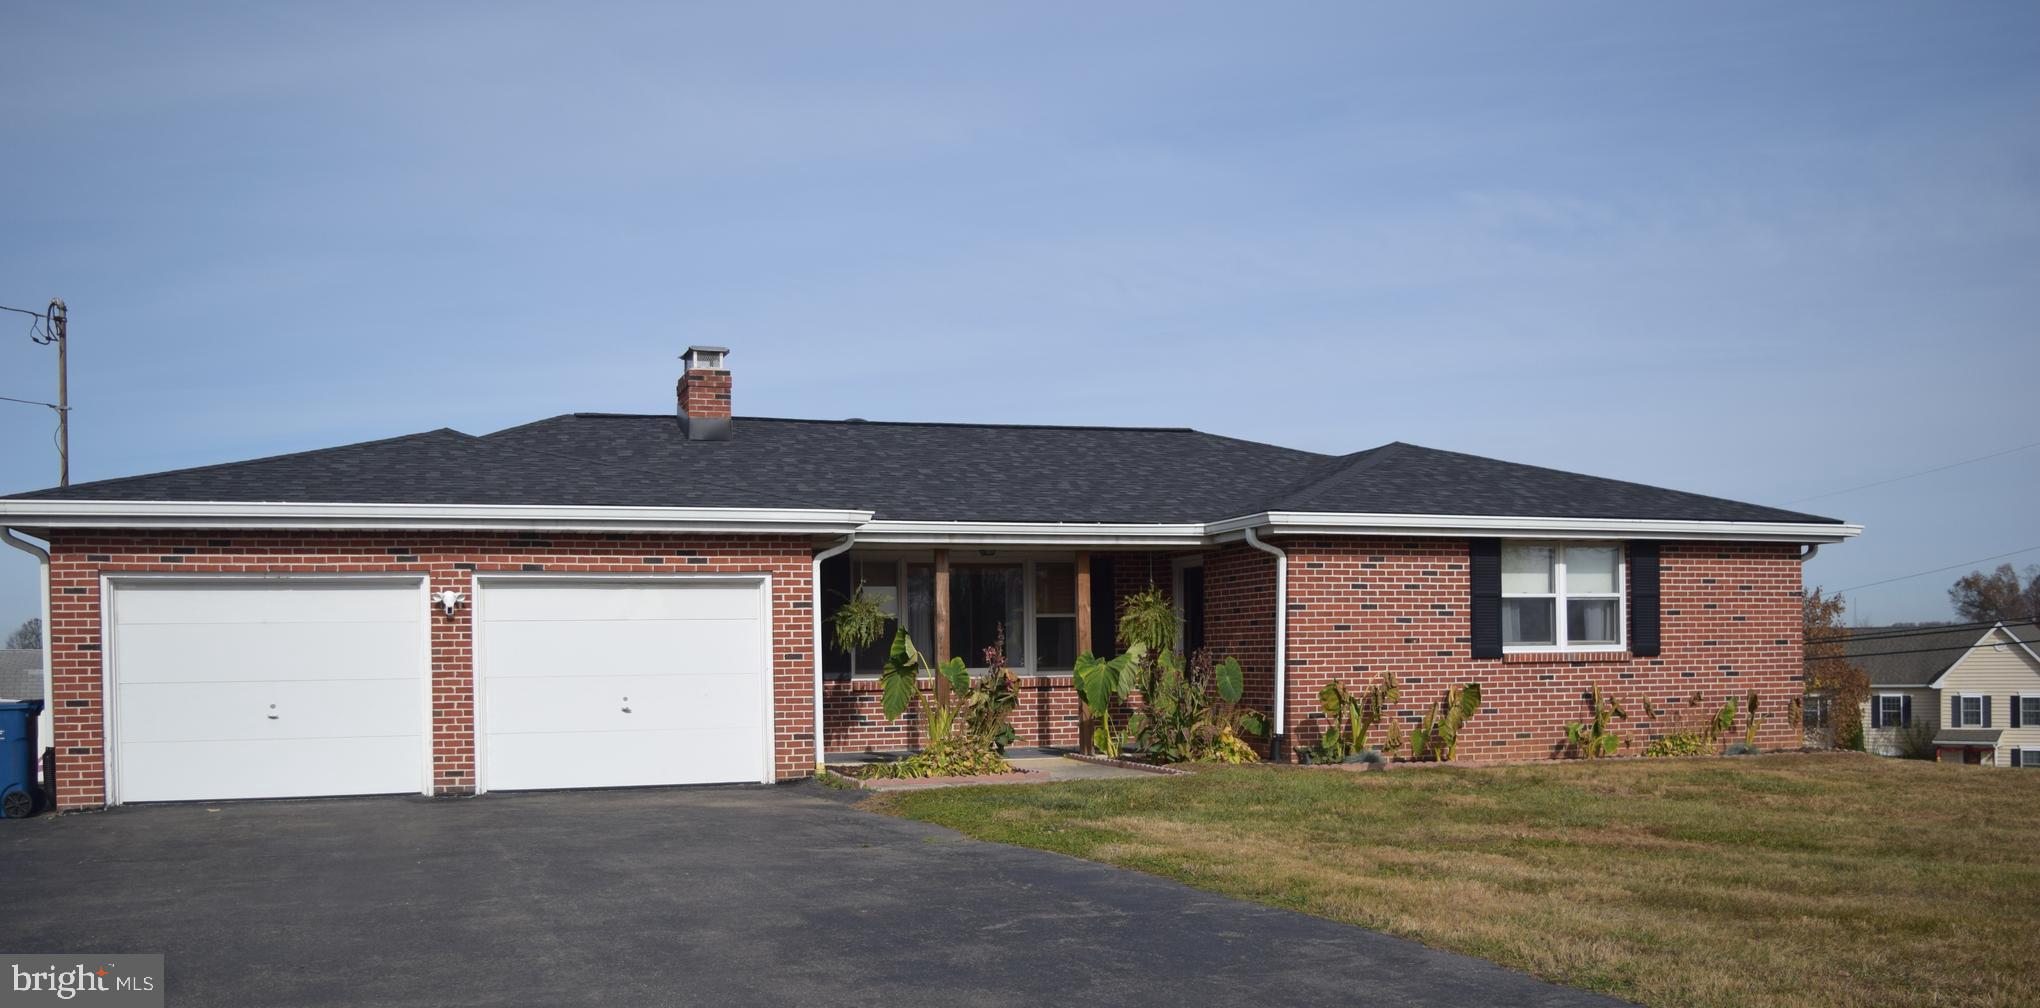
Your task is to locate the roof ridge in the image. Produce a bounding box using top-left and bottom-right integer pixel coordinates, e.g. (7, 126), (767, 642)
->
(560, 413), (1199, 434)
(2, 428), (477, 500)
(1258, 442), (1406, 511)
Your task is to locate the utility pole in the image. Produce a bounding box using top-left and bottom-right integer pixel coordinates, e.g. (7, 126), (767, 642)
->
(49, 299), (67, 486)
(3, 297), (69, 486)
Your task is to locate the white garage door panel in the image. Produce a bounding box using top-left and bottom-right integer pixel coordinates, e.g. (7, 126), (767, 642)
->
(482, 618), (758, 680)
(487, 729), (765, 792)
(111, 579), (426, 803)
(116, 581), (417, 624)
(485, 673), (765, 736)
(118, 678), (421, 743)
(483, 582), (761, 622)
(117, 736), (421, 804)
(479, 579), (770, 791)
(113, 621), (422, 685)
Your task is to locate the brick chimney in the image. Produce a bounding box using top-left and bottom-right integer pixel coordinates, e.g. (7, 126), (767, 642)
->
(677, 345), (733, 442)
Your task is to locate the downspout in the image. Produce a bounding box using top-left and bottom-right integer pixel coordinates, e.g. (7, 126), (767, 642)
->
(2, 527), (54, 787)
(812, 533), (856, 770)
(1243, 526), (1288, 761)
(1799, 544), (1820, 562)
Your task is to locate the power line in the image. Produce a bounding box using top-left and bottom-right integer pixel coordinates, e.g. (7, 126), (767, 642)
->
(1805, 618), (2034, 645)
(1810, 637), (2039, 662)
(1806, 625), (1995, 647)
(1831, 545), (2040, 593)
(1787, 440), (2040, 504)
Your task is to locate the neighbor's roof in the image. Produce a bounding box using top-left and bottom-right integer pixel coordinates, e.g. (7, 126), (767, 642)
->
(1931, 728), (2004, 746)
(2, 413), (1845, 526)
(1844, 622), (2040, 687)
(0, 649), (41, 701)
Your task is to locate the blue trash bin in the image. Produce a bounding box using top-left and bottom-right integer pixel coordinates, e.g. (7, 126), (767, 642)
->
(0, 700), (45, 818)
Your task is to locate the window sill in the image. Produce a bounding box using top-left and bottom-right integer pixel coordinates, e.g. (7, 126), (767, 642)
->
(827, 673), (1074, 692)
(1501, 650), (1635, 664)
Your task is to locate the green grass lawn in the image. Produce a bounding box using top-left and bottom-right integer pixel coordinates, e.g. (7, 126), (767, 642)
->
(874, 753), (2040, 1008)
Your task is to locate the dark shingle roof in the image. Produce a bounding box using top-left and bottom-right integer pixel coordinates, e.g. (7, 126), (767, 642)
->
(3, 413), (1844, 526)
(1845, 622), (2039, 686)
(0, 649), (41, 701)
(3, 428), (831, 510)
(1271, 442), (1838, 524)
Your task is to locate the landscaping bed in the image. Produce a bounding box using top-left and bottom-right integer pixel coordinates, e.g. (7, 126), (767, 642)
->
(876, 752), (2040, 1008)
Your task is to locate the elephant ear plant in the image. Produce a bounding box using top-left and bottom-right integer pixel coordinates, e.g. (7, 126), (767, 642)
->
(863, 626), (1014, 779)
(1072, 648), (1138, 758)
(1564, 684), (1628, 759)
(1411, 683), (1483, 762)
(1312, 671), (1402, 764)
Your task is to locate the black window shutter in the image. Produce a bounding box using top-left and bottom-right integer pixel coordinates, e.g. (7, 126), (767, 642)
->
(1901, 694), (1912, 728)
(1870, 698), (1883, 729)
(1628, 541), (1662, 657)
(819, 553), (853, 681)
(1951, 695), (1962, 728)
(2014, 749), (2024, 768)
(2015, 695), (2024, 729)
(1469, 539), (1502, 659)
(1089, 554), (1117, 660)
(1984, 695), (1992, 728)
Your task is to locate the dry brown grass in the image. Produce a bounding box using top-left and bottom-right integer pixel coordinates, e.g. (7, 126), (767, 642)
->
(877, 753), (2040, 1008)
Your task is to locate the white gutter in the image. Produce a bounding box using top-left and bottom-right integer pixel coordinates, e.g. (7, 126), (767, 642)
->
(855, 519), (1206, 547)
(1243, 525), (1288, 758)
(811, 533), (856, 767)
(1208, 511), (1861, 545)
(2, 527), (54, 762)
(0, 500), (872, 534)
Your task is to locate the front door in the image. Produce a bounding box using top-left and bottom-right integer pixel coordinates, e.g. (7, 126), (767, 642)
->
(1963, 747), (1985, 765)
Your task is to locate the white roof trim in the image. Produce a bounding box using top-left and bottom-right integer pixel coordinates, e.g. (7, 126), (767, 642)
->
(0, 499), (873, 534)
(855, 520), (1208, 547)
(1207, 511), (1860, 543)
(1, 499), (1859, 545)
(1926, 622), (2040, 690)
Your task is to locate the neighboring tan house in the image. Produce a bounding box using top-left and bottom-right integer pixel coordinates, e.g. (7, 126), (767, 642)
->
(1856, 621), (2040, 766)
(0, 648), (41, 702)
(0, 347), (1861, 810)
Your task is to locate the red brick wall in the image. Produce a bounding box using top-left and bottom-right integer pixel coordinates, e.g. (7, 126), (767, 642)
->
(1280, 538), (1806, 762)
(823, 675), (1083, 751)
(39, 530), (817, 809)
(678, 369), (732, 419)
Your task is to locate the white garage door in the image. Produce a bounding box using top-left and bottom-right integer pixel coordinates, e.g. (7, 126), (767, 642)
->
(109, 578), (428, 803)
(476, 578), (771, 792)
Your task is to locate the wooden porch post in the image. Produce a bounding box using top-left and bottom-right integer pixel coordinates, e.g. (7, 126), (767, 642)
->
(1075, 551), (1094, 754)
(932, 548), (951, 706)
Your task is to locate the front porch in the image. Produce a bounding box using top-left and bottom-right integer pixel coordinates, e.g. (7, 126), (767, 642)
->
(818, 545), (1272, 754)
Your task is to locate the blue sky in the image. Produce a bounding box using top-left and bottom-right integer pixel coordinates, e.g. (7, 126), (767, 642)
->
(2, 2), (2036, 632)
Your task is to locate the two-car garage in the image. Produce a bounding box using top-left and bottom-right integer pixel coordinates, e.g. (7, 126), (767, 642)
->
(102, 575), (774, 805)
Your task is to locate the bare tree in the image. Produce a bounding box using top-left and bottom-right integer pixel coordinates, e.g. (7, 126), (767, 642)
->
(1948, 564), (2040, 623)
(4, 618), (40, 650)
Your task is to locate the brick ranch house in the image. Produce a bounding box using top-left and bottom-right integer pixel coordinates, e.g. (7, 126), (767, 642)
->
(0, 347), (1860, 810)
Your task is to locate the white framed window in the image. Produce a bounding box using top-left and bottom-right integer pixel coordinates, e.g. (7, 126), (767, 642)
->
(2021, 748), (2040, 768)
(831, 552), (1076, 677)
(1876, 694), (1905, 728)
(1957, 694), (1984, 727)
(2021, 696), (2040, 725)
(1501, 541), (1625, 651)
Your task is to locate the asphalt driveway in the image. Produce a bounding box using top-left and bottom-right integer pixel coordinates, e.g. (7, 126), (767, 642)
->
(1, 784), (1627, 1007)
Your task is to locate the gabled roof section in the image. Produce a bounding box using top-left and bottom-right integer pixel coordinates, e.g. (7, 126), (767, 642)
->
(1267, 442), (1840, 524)
(1847, 621), (2040, 687)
